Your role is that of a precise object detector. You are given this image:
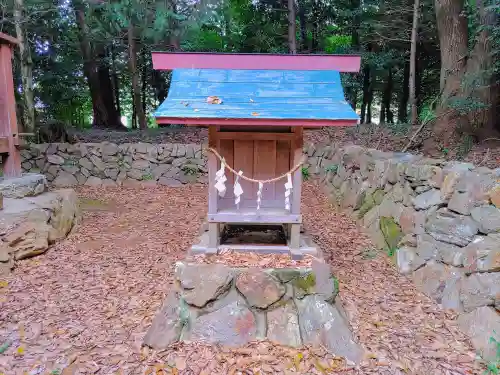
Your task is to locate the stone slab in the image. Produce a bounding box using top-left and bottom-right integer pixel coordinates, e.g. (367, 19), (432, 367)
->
(0, 173), (47, 198)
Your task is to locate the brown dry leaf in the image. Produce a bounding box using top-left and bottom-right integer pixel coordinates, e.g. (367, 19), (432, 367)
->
(0, 184), (484, 375)
(206, 96), (223, 104)
(174, 357), (187, 371)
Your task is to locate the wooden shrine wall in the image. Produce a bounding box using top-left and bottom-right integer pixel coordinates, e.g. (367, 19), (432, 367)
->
(209, 126), (302, 210)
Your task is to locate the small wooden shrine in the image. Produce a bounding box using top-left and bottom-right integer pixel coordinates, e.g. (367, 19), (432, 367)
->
(0, 32), (22, 177)
(152, 52), (360, 257)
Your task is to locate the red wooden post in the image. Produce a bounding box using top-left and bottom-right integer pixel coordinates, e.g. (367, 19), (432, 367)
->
(0, 32), (22, 177)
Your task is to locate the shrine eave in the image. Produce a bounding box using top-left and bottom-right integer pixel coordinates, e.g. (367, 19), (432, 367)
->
(152, 52), (361, 72)
(155, 117), (358, 127)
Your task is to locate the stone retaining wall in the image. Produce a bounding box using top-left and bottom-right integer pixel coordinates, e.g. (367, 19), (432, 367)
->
(144, 260), (364, 364)
(305, 143), (500, 361)
(19, 141), (500, 360)
(20, 143), (207, 187)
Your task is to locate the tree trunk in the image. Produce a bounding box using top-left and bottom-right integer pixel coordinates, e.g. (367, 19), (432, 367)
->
(298, 0), (307, 51)
(287, 0), (297, 54)
(463, 0), (499, 138)
(382, 68), (393, 124)
(424, 0), (468, 152)
(141, 48), (147, 117)
(110, 43), (121, 118)
(379, 102), (386, 124)
(14, 0), (35, 133)
(74, 1), (122, 128)
(128, 24), (146, 130)
(366, 94), (373, 124)
(409, 0), (419, 125)
(310, 0), (319, 52)
(360, 63), (371, 124)
(152, 70), (168, 103)
(398, 61), (410, 123)
(96, 47), (121, 127)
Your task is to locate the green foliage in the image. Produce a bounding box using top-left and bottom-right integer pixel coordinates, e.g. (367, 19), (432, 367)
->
(361, 248), (378, 259)
(457, 135), (474, 159)
(301, 167), (310, 181)
(324, 35), (352, 54)
(182, 164), (199, 176)
(419, 99), (438, 124)
(386, 121), (412, 136)
(440, 146), (450, 156)
(386, 247), (396, 257)
(324, 164), (338, 173)
(482, 333), (500, 375)
(142, 173), (154, 181)
(0, 341), (11, 354)
(0, 0), (497, 142)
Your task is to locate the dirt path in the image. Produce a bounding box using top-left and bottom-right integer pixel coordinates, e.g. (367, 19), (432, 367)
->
(0, 184), (481, 374)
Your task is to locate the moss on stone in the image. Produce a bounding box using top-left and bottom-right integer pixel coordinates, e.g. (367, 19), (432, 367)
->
(271, 269), (302, 283)
(379, 216), (403, 251)
(372, 189), (386, 205)
(292, 272), (316, 295)
(357, 193), (376, 219)
(332, 275), (339, 296)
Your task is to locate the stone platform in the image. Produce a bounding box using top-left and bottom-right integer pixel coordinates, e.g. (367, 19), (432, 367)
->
(0, 174), (80, 275)
(143, 259), (364, 364)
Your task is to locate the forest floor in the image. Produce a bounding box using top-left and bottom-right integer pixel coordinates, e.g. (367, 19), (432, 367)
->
(0, 184), (484, 375)
(72, 126), (500, 169)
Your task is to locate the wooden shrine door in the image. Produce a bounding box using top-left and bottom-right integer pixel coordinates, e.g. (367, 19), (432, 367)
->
(209, 126), (302, 212)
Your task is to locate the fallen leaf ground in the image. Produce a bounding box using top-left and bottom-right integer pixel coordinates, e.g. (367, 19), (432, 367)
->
(0, 184), (483, 374)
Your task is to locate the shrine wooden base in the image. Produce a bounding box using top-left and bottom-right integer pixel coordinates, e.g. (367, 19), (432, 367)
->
(190, 221), (319, 260)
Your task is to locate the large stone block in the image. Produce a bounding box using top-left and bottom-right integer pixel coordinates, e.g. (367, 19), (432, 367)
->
(297, 295), (364, 364)
(457, 306), (500, 362)
(460, 273), (500, 312)
(189, 301), (257, 345)
(462, 233), (500, 274)
(48, 189), (80, 242)
(0, 174), (47, 198)
(0, 189), (79, 270)
(236, 268), (285, 308)
(53, 171), (78, 187)
(395, 246), (425, 274)
(177, 263), (233, 308)
(267, 301), (301, 347)
(425, 208), (478, 247)
(143, 292), (184, 350)
(412, 189), (446, 210)
(416, 234), (464, 267)
(470, 205), (500, 234)
(413, 261), (463, 311)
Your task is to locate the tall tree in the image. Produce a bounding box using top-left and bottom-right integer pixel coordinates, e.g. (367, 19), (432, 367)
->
(128, 24), (146, 129)
(14, 0), (35, 132)
(409, 0), (419, 125)
(427, 0), (499, 151)
(73, 0), (122, 128)
(287, 0), (297, 53)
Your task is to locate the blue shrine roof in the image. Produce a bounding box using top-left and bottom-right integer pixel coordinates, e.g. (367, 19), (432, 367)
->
(154, 69), (359, 123)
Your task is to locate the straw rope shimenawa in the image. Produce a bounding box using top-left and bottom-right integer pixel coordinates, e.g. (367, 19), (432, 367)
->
(207, 147), (306, 184)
